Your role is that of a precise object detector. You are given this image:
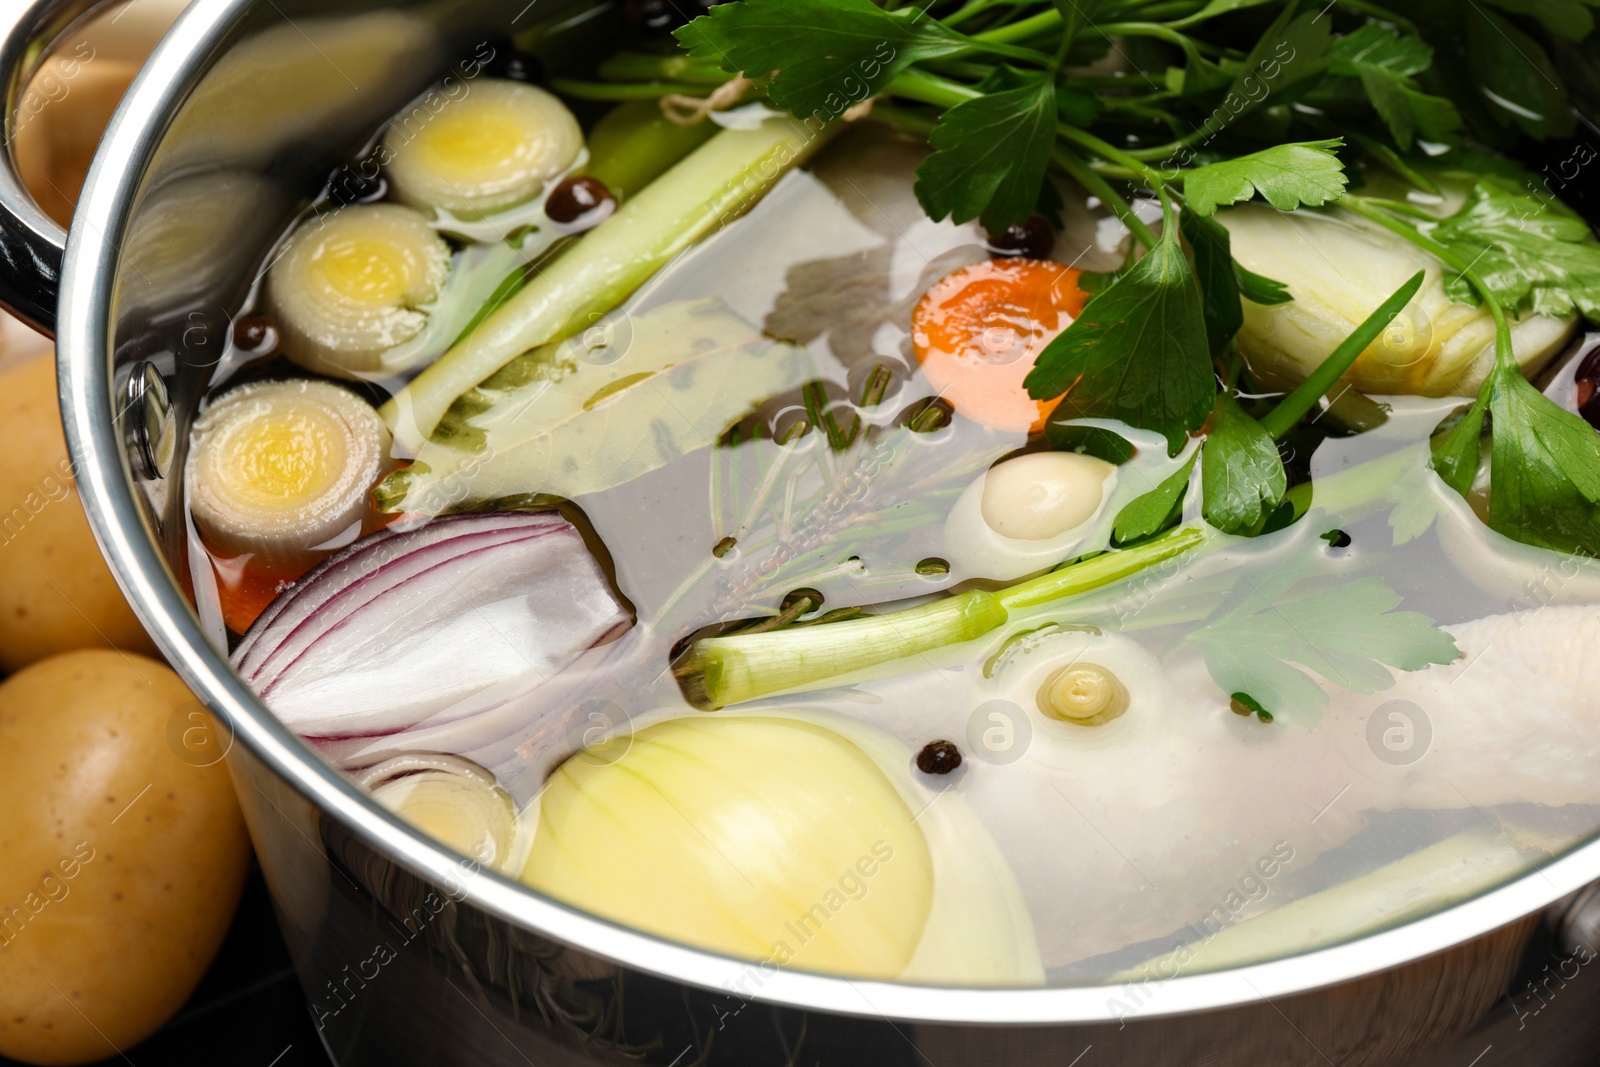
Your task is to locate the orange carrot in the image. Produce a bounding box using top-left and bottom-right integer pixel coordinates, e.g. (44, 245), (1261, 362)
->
(911, 258), (1086, 434)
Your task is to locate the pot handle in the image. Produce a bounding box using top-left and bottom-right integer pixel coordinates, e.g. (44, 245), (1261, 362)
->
(0, 0), (104, 337)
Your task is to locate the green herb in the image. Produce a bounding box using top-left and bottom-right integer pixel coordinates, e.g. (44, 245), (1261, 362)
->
(915, 71), (1058, 231)
(1257, 270), (1427, 439)
(1344, 190), (1600, 555)
(1113, 452), (1196, 545)
(1323, 23), (1460, 149)
(1201, 394), (1286, 535)
(1479, 0), (1597, 40)
(1487, 366), (1600, 555)
(1229, 691), (1273, 722)
(1432, 181), (1600, 321)
(1179, 209), (1246, 357)
(675, 0), (972, 117)
(1024, 208), (1212, 454)
(1185, 576), (1460, 726)
(1182, 140), (1350, 217)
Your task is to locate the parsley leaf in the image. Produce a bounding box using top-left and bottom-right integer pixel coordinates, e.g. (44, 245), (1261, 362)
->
(1430, 393), (1488, 498)
(1184, 140), (1350, 216)
(1432, 181), (1600, 322)
(1487, 365), (1600, 554)
(1113, 452), (1196, 545)
(1178, 209), (1292, 354)
(1023, 222), (1214, 454)
(1462, 4), (1574, 139)
(1220, 8), (1333, 118)
(915, 72), (1058, 232)
(1201, 393), (1286, 534)
(1236, 262), (1293, 305)
(1481, 0), (1598, 41)
(1180, 209), (1244, 355)
(675, 0), (967, 118)
(1186, 575), (1460, 726)
(1328, 24), (1461, 148)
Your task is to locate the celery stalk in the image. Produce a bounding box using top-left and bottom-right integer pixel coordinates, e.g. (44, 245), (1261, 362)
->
(382, 116), (836, 451)
(682, 526), (1208, 708)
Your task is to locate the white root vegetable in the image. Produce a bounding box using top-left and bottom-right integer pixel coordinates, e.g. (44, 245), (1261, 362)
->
(384, 79), (583, 218)
(269, 204), (451, 379)
(1219, 205), (1575, 397)
(186, 379), (389, 561)
(521, 712), (1042, 985)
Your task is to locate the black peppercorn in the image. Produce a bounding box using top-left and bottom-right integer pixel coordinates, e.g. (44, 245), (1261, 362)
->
(624, 0), (718, 35)
(1575, 346), (1600, 430)
(484, 45), (543, 84)
(326, 162), (386, 206)
(916, 740), (963, 775)
(232, 315), (279, 357)
(986, 215), (1056, 260)
(545, 175), (616, 226)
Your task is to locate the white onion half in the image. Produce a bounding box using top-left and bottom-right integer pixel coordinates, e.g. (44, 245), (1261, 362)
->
(521, 711), (1043, 985)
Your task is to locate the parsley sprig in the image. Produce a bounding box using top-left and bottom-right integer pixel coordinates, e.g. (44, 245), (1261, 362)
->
(658, 0), (1600, 554)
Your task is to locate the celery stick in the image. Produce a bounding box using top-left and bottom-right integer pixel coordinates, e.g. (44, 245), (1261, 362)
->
(581, 99), (718, 200)
(382, 116), (835, 451)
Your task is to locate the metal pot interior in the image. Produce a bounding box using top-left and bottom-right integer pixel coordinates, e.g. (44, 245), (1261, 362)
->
(50, 0), (1600, 1042)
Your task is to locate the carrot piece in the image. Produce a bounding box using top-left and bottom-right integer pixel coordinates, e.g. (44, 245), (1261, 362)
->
(911, 258), (1086, 434)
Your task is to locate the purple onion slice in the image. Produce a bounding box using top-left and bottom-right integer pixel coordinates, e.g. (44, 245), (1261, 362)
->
(233, 512), (631, 739)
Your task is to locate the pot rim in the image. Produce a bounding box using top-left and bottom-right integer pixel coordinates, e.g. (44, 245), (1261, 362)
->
(52, 0), (1600, 1027)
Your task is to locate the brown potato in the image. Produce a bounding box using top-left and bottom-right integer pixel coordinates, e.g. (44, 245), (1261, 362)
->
(0, 354), (157, 671)
(0, 650), (250, 1065)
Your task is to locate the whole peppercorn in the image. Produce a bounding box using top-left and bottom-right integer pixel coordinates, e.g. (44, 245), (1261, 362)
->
(986, 215), (1056, 260)
(624, 0), (718, 35)
(916, 740), (963, 775)
(326, 161), (386, 206)
(545, 175), (617, 227)
(484, 45), (543, 84)
(232, 315), (279, 358)
(1575, 346), (1600, 430)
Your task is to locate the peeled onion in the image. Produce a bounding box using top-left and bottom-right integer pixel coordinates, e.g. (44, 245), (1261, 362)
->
(1220, 205), (1575, 397)
(522, 712), (1043, 984)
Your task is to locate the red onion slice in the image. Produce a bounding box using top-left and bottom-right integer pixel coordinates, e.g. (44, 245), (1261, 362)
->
(233, 512), (631, 738)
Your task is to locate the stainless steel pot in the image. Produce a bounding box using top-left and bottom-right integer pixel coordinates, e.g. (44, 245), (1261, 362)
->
(4, 1), (1600, 1063)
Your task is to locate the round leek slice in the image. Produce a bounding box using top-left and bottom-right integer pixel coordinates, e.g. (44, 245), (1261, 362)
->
(361, 754), (522, 872)
(383, 79), (583, 218)
(186, 379), (389, 562)
(269, 203), (450, 379)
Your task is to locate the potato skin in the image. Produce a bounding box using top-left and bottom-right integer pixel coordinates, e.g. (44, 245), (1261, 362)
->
(0, 354), (157, 671)
(0, 650), (251, 1065)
